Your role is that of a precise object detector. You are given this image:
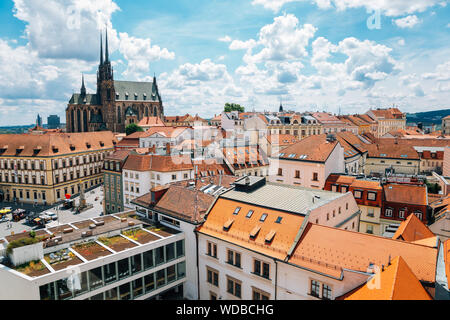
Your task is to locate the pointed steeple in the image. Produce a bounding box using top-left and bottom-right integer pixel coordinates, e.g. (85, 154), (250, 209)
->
(81, 74), (86, 96)
(279, 97), (283, 113)
(100, 32), (103, 66)
(105, 27), (109, 62)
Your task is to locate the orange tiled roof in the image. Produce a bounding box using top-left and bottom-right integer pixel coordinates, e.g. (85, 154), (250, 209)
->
(392, 213), (435, 242)
(154, 185), (214, 223)
(123, 154), (193, 172)
(278, 134), (339, 162)
(266, 134), (299, 145)
(289, 223), (437, 282)
(0, 131), (116, 157)
(343, 256), (432, 300)
(198, 198), (305, 260)
(365, 142), (420, 159)
(137, 116), (166, 127)
(139, 126), (191, 138)
(383, 184), (427, 206)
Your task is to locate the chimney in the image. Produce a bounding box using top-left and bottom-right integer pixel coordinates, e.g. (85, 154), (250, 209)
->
(166, 143), (171, 155)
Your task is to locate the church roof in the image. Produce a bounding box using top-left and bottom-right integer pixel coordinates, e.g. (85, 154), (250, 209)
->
(69, 94), (99, 105)
(114, 81), (160, 102)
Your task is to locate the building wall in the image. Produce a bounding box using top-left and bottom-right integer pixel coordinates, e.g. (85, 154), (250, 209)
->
(364, 158), (420, 175)
(198, 233), (276, 300)
(358, 205), (382, 236)
(0, 149), (112, 205)
(444, 147), (450, 177)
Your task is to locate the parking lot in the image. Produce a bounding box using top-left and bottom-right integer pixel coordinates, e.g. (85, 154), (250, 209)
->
(0, 186), (105, 238)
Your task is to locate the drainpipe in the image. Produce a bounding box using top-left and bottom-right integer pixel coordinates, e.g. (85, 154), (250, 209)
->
(274, 258), (278, 300)
(195, 229), (200, 300)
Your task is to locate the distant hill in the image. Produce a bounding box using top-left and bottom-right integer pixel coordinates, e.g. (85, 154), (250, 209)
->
(406, 109), (450, 125)
(0, 125), (34, 134)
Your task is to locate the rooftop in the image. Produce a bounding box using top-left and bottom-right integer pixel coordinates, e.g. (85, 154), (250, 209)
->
(277, 134), (340, 162)
(342, 256), (432, 300)
(392, 214), (436, 243)
(289, 223), (437, 283)
(383, 183), (428, 206)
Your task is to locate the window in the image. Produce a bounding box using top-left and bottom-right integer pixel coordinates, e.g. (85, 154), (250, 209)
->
(275, 216), (282, 224)
(366, 225), (374, 234)
(233, 207), (241, 215)
(341, 185), (348, 193)
(312, 172), (318, 181)
(367, 192), (376, 201)
(227, 277), (242, 298)
(311, 280), (320, 298)
(385, 208), (393, 217)
(399, 209), (405, 219)
(227, 249), (241, 268)
(414, 211), (423, 221)
(254, 259), (270, 279)
(367, 208), (374, 217)
(172, 174), (177, 180)
(260, 213), (268, 222)
(210, 292), (218, 300)
(207, 242), (217, 258)
(246, 210), (254, 218)
(354, 190), (362, 199)
(295, 170), (300, 179)
(207, 267), (219, 287)
(322, 284), (332, 300)
(278, 168), (283, 176)
(253, 288), (270, 300)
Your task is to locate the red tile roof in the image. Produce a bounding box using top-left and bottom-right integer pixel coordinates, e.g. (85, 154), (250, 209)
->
(289, 223), (437, 282)
(278, 134), (339, 162)
(392, 214), (435, 242)
(123, 154), (193, 172)
(383, 184), (427, 206)
(343, 256), (432, 300)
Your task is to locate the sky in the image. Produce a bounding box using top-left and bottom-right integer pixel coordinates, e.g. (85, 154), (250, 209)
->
(0, 0), (449, 126)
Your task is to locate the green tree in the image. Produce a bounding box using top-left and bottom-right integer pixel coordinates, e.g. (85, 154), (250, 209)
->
(125, 123), (144, 136)
(224, 103), (245, 113)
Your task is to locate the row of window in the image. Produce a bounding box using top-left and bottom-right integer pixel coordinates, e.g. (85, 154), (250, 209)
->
(207, 268), (270, 300)
(52, 153), (105, 170)
(0, 159), (45, 170)
(54, 167), (101, 184)
(384, 208), (423, 221)
(39, 241), (185, 300)
(207, 243), (271, 280)
(331, 184), (377, 201)
(41, 262), (186, 300)
(277, 169), (319, 182)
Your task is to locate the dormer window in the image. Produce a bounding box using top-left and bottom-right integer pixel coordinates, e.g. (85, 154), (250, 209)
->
(86, 143), (91, 149)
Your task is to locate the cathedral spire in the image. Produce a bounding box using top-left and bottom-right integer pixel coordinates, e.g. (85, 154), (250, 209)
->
(105, 27), (109, 62)
(100, 32), (103, 66)
(81, 74), (86, 96)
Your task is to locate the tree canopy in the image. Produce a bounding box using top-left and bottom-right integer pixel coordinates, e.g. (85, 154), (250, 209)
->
(224, 103), (245, 113)
(125, 123), (144, 136)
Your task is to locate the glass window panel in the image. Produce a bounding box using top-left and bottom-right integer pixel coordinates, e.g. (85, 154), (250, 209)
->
(177, 262), (186, 279)
(176, 240), (185, 258)
(118, 258), (130, 280)
(143, 250), (154, 270)
(155, 246), (165, 266)
(72, 271), (88, 296)
(166, 243), (175, 261)
(131, 254), (142, 275)
(39, 282), (56, 300)
(103, 262), (117, 285)
(132, 278), (144, 298)
(88, 267), (103, 290)
(144, 273), (155, 293)
(105, 288), (118, 300)
(156, 269), (166, 288)
(119, 283), (131, 300)
(167, 265), (176, 283)
(56, 278), (73, 300)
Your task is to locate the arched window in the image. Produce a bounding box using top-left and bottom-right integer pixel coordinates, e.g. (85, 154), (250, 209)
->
(117, 106), (121, 123)
(71, 109), (75, 132)
(77, 109), (81, 132)
(145, 107), (149, 117)
(83, 110), (88, 132)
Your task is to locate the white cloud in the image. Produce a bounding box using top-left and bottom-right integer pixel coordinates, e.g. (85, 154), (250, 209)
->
(394, 15), (421, 28)
(252, 0), (446, 16)
(118, 32), (175, 79)
(229, 39), (257, 51)
(218, 35), (232, 42)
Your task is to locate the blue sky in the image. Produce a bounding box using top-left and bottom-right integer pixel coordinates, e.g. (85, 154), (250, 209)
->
(0, 0), (449, 126)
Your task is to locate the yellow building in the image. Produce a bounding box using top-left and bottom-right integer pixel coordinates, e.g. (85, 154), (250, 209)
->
(366, 108), (406, 138)
(0, 131), (116, 205)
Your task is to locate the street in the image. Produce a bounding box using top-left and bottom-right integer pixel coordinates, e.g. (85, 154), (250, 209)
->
(0, 186), (105, 238)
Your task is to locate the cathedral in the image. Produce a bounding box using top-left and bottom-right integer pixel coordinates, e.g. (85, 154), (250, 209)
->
(66, 31), (164, 133)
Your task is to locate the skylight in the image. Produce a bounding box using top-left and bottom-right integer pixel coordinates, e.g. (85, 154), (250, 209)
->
(275, 217), (283, 224)
(246, 210), (254, 219)
(260, 213), (268, 222)
(233, 207), (241, 215)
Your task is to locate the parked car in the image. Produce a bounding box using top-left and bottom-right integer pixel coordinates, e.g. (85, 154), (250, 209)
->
(12, 209), (27, 221)
(46, 212), (58, 221)
(39, 213), (52, 223)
